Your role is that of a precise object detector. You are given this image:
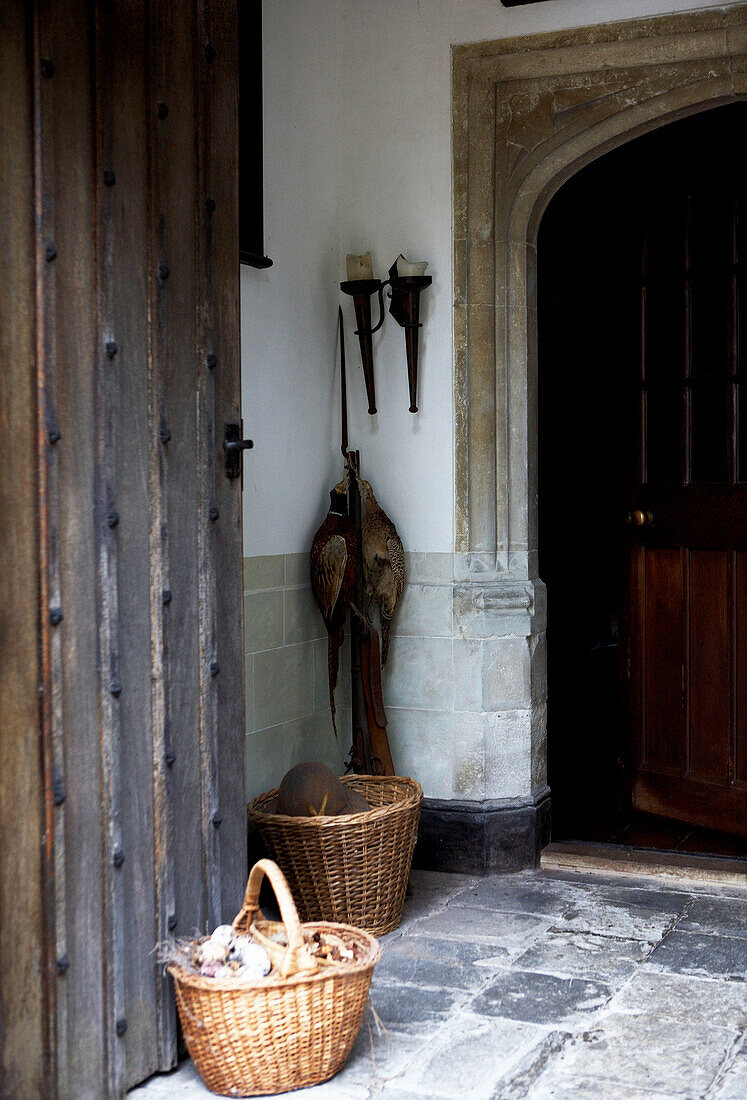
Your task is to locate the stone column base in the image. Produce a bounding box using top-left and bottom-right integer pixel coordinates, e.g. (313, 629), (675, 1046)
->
(414, 789), (551, 875)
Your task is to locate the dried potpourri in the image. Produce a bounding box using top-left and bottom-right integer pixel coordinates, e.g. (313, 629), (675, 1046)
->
(306, 930), (360, 964)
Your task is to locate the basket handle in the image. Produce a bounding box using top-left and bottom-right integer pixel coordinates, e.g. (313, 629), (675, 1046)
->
(231, 859), (312, 977)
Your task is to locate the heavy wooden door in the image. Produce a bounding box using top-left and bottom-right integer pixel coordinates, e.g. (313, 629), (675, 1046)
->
(628, 143), (747, 835)
(0, 3), (245, 1096)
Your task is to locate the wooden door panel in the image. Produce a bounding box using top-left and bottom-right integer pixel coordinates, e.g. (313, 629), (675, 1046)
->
(1, 2), (245, 1095)
(633, 773), (747, 835)
(688, 550), (730, 782)
(641, 548), (685, 775)
(629, 133), (747, 836)
(641, 485), (747, 546)
(736, 553), (747, 787)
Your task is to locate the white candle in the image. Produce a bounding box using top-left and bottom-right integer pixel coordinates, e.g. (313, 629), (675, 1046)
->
(346, 251), (374, 281)
(395, 254), (428, 278)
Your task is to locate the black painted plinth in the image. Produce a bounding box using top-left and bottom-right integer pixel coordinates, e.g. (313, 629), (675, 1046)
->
(413, 791), (551, 875)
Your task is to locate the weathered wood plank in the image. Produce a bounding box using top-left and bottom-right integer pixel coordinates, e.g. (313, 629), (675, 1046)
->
(195, 0), (223, 933)
(0, 5), (49, 1095)
(208, 0), (247, 922)
(97, 1), (162, 1088)
(148, 0), (200, 1067)
(33, 2), (61, 1093)
(92, 4), (128, 1092)
(43, 1), (104, 1095)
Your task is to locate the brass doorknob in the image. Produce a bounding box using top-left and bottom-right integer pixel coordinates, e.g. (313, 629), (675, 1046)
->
(626, 509), (654, 527)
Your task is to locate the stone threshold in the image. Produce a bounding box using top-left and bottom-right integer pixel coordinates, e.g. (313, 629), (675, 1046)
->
(542, 840), (747, 891)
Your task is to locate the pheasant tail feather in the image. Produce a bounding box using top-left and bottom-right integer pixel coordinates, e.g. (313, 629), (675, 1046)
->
(327, 623), (344, 740)
(380, 614), (392, 666)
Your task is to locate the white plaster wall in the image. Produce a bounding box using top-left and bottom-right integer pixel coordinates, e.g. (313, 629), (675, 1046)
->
(242, 0), (733, 559)
(240, 0), (344, 558)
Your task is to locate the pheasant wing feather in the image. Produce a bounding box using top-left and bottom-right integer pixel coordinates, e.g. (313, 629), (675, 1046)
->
(386, 534), (406, 600)
(312, 535), (347, 620)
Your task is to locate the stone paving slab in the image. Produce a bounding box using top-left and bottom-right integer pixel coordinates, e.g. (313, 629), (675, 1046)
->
(605, 969), (747, 1030)
(490, 1030), (571, 1100)
(389, 870), (478, 934)
(550, 887), (687, 944)
(341, 1024), (428, 1091)
(472, 970), (612, 1025)
(130, 868), (747, 1100)
(587, 883), (697, 913)
(450, 875), (589, 918)
(367, 979), (466, 1033)
(415, 903), (552, 956)
(383, 1014), (546, 1100)
(511, 929), (650, 985)
(507, 1074), (686, 1099)
(644, 929), (747, 980)
(543, 1012), (740, 1095)
(677, 896), (747, 940)
(711, 1035), (747, 1099)
(374, 934), (508, 991)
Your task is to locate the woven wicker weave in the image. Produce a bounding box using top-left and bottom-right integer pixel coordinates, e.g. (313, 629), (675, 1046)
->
(168, 859), (380, 1097)
(247, 774), (422, 936)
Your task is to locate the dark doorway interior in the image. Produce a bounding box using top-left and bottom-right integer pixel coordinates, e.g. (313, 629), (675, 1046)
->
(539, 102), (747, 860)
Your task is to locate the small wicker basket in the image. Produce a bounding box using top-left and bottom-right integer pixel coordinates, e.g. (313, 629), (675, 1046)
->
(168, 859), (380, 1097)
(247, 774), (422, 937)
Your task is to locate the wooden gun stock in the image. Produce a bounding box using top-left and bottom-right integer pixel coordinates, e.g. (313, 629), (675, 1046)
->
(361, 627), (394, 776)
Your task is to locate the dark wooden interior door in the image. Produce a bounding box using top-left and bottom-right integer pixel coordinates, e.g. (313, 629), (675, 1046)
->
(628, 147), (747, 835)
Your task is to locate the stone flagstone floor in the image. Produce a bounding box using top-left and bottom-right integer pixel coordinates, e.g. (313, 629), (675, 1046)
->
(131, 867), (747, 1099)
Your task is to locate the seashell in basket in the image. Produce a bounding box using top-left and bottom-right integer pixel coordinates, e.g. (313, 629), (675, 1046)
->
(233, 936), (272, 977)
(209, 924), (236, 950)
(199, 939), (229, 965)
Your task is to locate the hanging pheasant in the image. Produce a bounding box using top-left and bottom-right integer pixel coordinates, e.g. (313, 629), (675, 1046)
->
(310, 480), (358, 738)
(359, 478), (405, 666)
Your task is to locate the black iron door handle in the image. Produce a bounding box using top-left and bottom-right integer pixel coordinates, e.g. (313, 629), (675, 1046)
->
(224, 423), (253, 479)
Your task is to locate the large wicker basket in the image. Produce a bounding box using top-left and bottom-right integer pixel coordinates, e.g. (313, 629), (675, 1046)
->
(168, 859), (380, 1097)
(247, 774), (422, 937)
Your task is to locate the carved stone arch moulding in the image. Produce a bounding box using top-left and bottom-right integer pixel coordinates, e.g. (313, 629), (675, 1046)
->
(453, 5), (747, 581)
(412, 7), (746, 877)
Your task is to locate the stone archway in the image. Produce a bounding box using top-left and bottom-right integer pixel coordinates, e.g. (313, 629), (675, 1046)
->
(431, 6), (747, 871)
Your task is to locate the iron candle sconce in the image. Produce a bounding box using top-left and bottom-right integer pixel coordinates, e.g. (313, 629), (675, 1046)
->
(387, 258), (432, 414)
(339, 276), (385, 414)
(340, 252), (432, 414)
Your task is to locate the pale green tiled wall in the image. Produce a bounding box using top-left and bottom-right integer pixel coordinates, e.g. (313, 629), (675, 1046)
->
(244, 550), (548, 805)
(243, 554), (348, 800)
